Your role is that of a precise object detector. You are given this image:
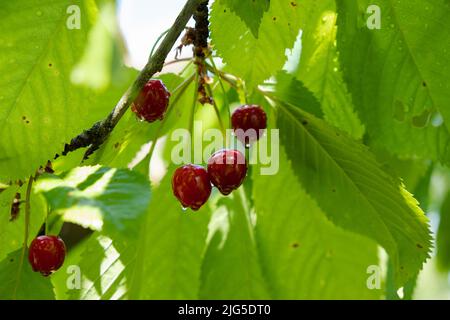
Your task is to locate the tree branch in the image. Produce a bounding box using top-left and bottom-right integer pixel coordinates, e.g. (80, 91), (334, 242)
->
(61, 0), (207, 159)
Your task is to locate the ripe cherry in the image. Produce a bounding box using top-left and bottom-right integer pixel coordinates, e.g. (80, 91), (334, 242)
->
(172, 164), (212, 211)
(231, 104), (267, 146)
(28, 235), (66, 276)
(207, 149), (247, 195)
(131, 79), (171, 122)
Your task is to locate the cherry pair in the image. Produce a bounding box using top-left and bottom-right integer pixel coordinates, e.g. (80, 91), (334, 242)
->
(172, 149), (247, 211)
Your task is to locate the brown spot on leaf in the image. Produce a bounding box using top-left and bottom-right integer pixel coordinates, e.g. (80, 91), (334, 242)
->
(292, 243), (299, 248)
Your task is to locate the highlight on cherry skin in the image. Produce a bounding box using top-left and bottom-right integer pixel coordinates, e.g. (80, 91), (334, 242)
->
(131, 79), (171, 123)
(231, 104), (267, 147)
(207, 149), (248, 196)
(172, 164), (212, 211)
(28, 235), (66, 277)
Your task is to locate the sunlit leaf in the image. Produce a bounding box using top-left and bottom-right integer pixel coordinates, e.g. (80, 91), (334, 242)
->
(276, 99), (432, 287)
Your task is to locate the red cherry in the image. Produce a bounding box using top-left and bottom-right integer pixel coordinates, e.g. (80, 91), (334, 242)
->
(28, 235), (66, 276)
(207, 149), (248, 195)
(172, 165), (212, 211)
(231, 104), (267, 146)
(131, 79), (171, 122)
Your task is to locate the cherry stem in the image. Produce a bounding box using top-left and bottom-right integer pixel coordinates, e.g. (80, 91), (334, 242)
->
(189, 73), (200, 157)
(179, 60), (194, 76)
(206, 63), (281, 110)
(145, 73), (196, 175)
(12, 175), (33, 300)
(205, 83), (226, 136)
(45, 207), (49, 235)
(164, 57), (192, 68)
(208, 57), (232, 128)
(205, 62), (249, 106)
(205, 63), (238, 89)
(149, 28), (170, 60)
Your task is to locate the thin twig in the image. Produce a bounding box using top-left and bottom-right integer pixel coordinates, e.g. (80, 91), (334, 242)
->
(12, 176), (33, 300)
(205, 63), (239, 89)
(164, 57), (192, 68)
(61, 0), (208, 160)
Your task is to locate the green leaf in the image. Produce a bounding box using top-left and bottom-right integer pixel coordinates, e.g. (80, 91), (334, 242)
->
(437, 191), (450, 271)
(34, 166), (151, 239)
(67, 234), (134, 300)
(0, 249), (55, 300)
(0, 184), (46, 262)
(385, 256), (419, 300)
(90, 110), (157, 169)
(269, 71), (323, 118)
(218, 0), (270, 37)
(294, 0), (364, 139)
(0, 0), (129, 180)
(70, 0), (125, 91)
(199, 195), (270, 299)
(129, 169), (210, 299)
(276, 100), (432, 287)
(210, 0), (301, 89)
(51, 235), (88, 300)
(337, 0), (450, 162)
(253, 148), (381, 299)
(69, 168), (211, 300)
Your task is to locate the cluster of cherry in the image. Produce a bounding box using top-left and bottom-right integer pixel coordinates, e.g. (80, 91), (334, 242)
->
(133, 80), (268, 211)
(171, 102), (267, 210)
(132, 79), (268, 210)
(27, 79), (268, 276)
